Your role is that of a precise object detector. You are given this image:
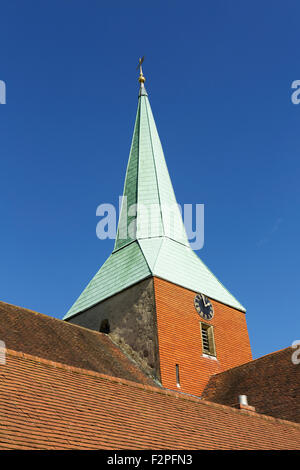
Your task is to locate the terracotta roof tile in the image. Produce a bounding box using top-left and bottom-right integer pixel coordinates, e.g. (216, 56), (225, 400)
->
(0, 301), (153, 385)
(0, 349), (299, 449)
(202, 347), (300, 423)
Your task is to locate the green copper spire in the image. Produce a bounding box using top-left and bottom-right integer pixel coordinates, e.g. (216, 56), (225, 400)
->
(64, 64), (245, 320)
(115, 70), (189, 251)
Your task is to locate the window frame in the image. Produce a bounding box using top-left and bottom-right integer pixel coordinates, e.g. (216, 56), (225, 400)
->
(200, 322), (216, 357)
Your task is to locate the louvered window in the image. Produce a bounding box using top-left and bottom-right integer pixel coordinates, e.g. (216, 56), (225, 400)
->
(200, 323), (216, 357)
(201, 327), (210, 353)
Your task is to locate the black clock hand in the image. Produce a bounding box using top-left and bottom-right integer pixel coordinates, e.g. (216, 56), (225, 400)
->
(201, 293), (210, 308)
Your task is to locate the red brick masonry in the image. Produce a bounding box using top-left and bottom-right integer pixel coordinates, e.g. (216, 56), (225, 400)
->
(154, 278), (252, 396)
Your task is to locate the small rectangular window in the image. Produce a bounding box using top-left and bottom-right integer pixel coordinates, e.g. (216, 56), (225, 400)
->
(176, 364), (180, 387)
(200, 323), (216, 357)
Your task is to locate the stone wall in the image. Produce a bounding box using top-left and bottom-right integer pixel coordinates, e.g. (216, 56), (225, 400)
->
(67, 278), (161, 381)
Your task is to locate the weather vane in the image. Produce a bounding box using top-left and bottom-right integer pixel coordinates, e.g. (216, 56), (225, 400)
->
(137, 56), (145, 85)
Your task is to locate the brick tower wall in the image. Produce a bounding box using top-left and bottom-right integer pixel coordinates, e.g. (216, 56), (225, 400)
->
(154, 277), (252, 396)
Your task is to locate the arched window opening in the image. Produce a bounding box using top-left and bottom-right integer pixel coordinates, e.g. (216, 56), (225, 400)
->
(100, 319), (110, 334)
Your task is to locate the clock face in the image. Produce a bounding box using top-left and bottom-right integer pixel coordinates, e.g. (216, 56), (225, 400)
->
(194, 294), (214, 320)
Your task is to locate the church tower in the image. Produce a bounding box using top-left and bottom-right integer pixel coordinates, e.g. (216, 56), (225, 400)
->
(65, 63), (252, 396)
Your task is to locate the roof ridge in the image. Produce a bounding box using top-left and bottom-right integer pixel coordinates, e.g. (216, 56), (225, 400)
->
(0, 300), (110, 339)
(253, 346), (293, 360)
(209, 346), (293, 379)
(0, 300), (48, 316)
(5, 348), (149, 388)
(4, 347), (300, 430)
(144, 93), (165, 237)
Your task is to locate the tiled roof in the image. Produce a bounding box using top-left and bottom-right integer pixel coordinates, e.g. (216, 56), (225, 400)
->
(0, 349), (300, 449)
(64, 85), (245, 319)
(0, 301), (153, 385)
(202, 347), (300, 423)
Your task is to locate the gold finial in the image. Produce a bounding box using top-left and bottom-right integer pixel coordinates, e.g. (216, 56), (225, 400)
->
(137, 56), (145, 84)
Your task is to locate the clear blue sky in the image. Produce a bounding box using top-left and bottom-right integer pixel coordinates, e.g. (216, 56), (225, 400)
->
(1, 1), (299, 359)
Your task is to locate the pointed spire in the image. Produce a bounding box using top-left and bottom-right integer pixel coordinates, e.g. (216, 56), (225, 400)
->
(64, 67), (246, 320)
(114, 60), (189, 251)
